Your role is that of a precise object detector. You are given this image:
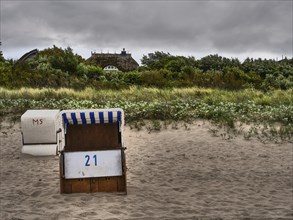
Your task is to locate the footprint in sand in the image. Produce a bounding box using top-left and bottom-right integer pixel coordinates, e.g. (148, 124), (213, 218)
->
(31, 190), (42, 197)
(52, 195), (62, 200)
(79, 211), (97, 217)
(16, 190), (27, 196)
(80, 196), (93, 201)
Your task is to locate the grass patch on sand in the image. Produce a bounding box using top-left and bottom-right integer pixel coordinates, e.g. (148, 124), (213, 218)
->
(0, 87), (292, 141)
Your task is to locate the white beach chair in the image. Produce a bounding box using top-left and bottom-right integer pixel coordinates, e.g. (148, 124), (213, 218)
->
(21, 109), (61, 156)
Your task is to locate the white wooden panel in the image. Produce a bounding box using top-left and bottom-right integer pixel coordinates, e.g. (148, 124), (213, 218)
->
(21, 110), (60, 144)
(64, 150), (122, 179)
(22, 144), (57, 156)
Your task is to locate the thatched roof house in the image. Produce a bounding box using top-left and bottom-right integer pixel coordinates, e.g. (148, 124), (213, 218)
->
(87, 48), (139, 72)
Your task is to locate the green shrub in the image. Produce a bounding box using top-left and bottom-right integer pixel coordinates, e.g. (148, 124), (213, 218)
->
(122, 71), (143, 85)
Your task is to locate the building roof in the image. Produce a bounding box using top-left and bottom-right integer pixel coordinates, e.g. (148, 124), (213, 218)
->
(18, 49), (38, 62)
(86, 48), (139, 72)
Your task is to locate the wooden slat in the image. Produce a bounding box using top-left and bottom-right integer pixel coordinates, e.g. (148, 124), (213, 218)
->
(65, 123), (121, 151)
(71, 179), (91, 193)
(61, 179), (91, 193)
(95, 177), (118, 192)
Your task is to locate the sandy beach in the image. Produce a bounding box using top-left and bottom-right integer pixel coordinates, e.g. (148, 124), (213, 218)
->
(0, 119), (292, 220)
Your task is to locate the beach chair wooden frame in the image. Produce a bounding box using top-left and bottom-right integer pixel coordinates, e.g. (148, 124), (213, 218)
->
(59, 109), (127, 194)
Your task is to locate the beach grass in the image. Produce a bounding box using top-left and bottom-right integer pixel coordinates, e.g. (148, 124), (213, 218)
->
(0, 86), (292, 140)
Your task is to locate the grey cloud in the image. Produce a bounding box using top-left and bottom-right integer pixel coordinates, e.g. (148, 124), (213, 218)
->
(209, 2), (292, 53)
(1, 0), (292, 60)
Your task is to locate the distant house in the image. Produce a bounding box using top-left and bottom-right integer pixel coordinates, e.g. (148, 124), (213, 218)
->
(18, 49), (38, 62)
(87, 48), (139, 72)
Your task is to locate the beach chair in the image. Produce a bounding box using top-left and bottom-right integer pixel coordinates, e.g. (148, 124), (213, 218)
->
(21, 110), (61, 156)
(59, 108), (127, 194)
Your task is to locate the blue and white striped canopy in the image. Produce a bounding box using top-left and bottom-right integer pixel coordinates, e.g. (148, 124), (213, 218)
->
(60, 109), (124, 126)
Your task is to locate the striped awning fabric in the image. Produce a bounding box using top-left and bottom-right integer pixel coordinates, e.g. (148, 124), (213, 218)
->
(60, 109), (124, 126)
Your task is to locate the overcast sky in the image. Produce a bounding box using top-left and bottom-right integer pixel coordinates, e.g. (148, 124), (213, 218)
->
(1, 0), (292, 63)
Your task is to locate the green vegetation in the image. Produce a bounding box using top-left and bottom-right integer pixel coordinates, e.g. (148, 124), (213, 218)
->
(1, 46), (292, 90)
(0, 87), (292, 141)
(0, 46), (292, 141)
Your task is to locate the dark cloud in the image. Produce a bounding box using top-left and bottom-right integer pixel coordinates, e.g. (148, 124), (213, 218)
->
(1, 0), (292, 61)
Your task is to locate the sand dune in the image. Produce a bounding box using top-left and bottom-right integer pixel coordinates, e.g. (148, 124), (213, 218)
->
(0, 120), (292, 220)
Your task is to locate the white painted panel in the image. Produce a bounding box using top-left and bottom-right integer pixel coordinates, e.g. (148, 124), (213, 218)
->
(64, 150), (122, 179)
(21, 110), (60, 144)
(22, 144), (57, 156)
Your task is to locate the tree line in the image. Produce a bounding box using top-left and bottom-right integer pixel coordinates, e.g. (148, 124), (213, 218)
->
(0, 46), (292, 90)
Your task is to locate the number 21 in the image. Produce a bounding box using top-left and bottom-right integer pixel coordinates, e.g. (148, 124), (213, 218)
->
(85, 154), (97, 166)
